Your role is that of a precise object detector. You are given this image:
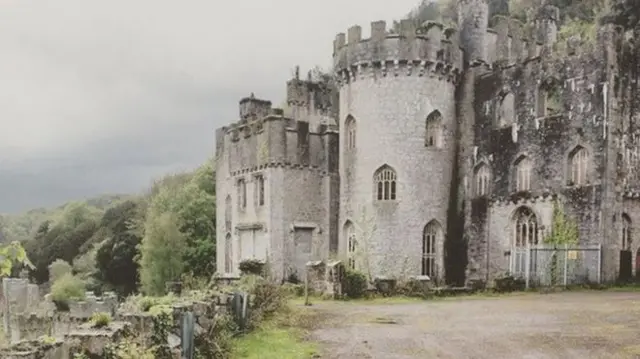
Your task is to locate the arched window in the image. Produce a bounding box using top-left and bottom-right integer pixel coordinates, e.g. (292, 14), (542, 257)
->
(422, 220), (442, 278)
(622, 214), (632, 251)
(237, 178), (247, 210)
(514, 155), (532, 192)
(225, 195), (232, 232)
(345, 115), (356, 150)
(511, 207), (538, 278)
(224, 233), (233, 273)
(569, 146), (589, 186)
(374, 165), (397, 201)
(498, 93), (515, 127)
(425, 110), (443, 148)
(344, 221), (357, 269)
(513, 207), (539, 247)
(474, 163), (491, 197)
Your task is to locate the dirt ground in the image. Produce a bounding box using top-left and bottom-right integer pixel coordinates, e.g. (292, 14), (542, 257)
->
(306, 292), (640, 359)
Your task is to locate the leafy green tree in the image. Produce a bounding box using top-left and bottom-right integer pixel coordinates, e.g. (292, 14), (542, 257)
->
(94, 200), (142, 296)
(139, 212), (186, 295)
(0, 241), (35, 277)
(48, 259), (72, 283)
(544, 200), (579, 245)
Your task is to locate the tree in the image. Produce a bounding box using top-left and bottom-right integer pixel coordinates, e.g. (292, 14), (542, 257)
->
(94, 200), (142, 296)
(0, 241), (35, 277)
(138, 212), (187, 295)
(602, 0), (639, 30)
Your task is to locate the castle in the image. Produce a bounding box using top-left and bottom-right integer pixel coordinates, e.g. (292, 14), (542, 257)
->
(215, 0), (640, 286)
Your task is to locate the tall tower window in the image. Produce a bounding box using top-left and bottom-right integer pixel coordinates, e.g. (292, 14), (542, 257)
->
(569, 146), (589, 186)
(425, 110), (443, 148)
(237, 178), (246, 210)
(374, 165), (397, 201)
(474, 163), (491, 197)
(345, 115), (357, 150)
(255, 175), (265, 206)
(344, 221), (357, 270)
(422, 220), (442, 278)
(514, 155), (532, 192)
(622, 214), (632, 251)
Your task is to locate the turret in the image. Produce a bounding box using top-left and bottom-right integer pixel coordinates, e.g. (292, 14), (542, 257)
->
(535, 4), (559, 53)
(239, 94), (271, 122)
(457, 0), (489, 63)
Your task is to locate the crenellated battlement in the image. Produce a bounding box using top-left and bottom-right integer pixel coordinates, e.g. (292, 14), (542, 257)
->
(333, 19), (462, 83)
(485, 16), (541, 64)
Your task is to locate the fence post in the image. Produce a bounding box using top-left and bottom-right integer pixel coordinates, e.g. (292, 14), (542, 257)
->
(525, 242), (531, 289)
(563, 243), (568, 287)
(597, 243), (602, 284)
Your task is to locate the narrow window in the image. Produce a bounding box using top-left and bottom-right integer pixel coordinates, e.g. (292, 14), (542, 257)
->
(498, 93), (515, 127)
(622, 214), (632, 251)
(569, 146), (589, 186)
(374, 165), (397, 201)
(237, 178), (246, 210)
(422, 221), (441, 278)
(345, 115), (357, 150)
(474, 164), (491, 197)
(535, 86), (547, 118)
(224, 233), (233, 273)
(514, 156), (532, 192)
(255, 175), (265, 206)
(225, 195), (232, 231)
(344, 221), (357, 270)
(425, 110), (443, 148)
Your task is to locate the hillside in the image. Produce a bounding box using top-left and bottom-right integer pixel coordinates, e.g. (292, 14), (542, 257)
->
(0, 194), (134, 243)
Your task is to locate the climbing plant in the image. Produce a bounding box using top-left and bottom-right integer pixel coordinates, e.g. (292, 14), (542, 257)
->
(0, 241), (35, 277)
(543, 200), (579, 285)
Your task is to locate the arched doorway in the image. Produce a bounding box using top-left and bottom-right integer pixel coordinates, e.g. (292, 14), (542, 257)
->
(510, 207), (539, 279)
(620, 214), (633, 282)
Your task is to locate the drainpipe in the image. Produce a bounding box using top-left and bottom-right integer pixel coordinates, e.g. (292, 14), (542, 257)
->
(485, 205), (491, 286)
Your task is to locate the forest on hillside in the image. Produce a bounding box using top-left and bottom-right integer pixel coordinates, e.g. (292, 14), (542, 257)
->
(0, 0), (636, 299)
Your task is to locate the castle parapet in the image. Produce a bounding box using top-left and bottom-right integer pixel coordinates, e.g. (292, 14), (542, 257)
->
(333, 20), (462, 81)
(488, 16), (540, 64)
(239, 94), (271, 122)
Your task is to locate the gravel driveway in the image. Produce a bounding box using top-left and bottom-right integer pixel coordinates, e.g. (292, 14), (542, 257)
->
(307, 292), (640, 359)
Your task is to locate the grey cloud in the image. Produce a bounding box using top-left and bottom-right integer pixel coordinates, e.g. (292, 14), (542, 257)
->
(0, 0), (419, 213)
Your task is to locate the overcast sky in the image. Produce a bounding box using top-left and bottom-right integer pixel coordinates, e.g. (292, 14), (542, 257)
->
(0, 0), (420, 213)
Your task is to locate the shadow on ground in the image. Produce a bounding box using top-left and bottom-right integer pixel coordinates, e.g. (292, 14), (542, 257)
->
(304, 292), (640, 359)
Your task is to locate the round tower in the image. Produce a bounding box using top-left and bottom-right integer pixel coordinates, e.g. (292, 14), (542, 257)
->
(333, 19), (463, 282)
(457, 0), (489, 63)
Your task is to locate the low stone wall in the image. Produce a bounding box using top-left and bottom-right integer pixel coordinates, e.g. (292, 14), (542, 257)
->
(1, 290), (233, 359)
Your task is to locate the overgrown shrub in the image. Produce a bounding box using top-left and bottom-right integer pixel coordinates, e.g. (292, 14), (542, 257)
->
(50, 273), (86, 310)
(494, 274), (526, 293)
(195, 313), (237, 359)
(281, 282), (305, 297)
(103, 338), (156, 359)
(90, 312), (112, 328)
(239, 259), (265, 276)
(48, 259), (72, 283)
(342, 269), (368, 299)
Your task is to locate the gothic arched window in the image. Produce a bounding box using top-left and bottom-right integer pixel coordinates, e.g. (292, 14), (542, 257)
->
(474, 163), (491, 197)
(344, 221), (357, 269)
(345, 115), (357, 150)
(514, 155), (532, 192)
(569, 146), (589, 186)
(422, 220), (442, 278)
(374, 165), (397, 201)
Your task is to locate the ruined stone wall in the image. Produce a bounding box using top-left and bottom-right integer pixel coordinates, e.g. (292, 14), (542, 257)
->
(465, 21), (624, 283)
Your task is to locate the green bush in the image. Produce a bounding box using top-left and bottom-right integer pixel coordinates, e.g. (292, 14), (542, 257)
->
(50, 273), (86, 311)
(342, 269), (368, 299)
(90, 312), (112, 328)
(239, 259), (265, 276)
(281, 282), (305, 297)
(48, 259), (72, 283)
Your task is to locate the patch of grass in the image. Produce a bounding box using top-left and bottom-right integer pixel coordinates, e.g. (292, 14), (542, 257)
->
(231, 305), (320, 359)
(231, 323), (317, 359)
